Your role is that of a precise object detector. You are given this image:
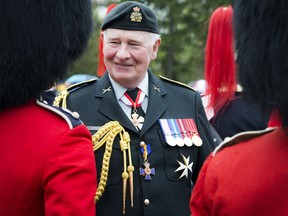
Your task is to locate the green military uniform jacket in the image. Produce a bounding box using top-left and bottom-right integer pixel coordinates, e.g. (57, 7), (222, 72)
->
(60, 71), (214, 216)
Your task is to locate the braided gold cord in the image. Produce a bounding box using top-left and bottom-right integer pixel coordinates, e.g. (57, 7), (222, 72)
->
(124, 131), (134, 208)
(94, 122), (121, 201)
(121, 146), (128, 214)
(52, 89), (135, 213)
(93, 123), (115, 151)
(92, 121), (134, 215)
(53, 89), (69, 108)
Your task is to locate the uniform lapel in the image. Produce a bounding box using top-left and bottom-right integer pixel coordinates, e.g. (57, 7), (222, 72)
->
(94, 73), (138, 132)
(140, 72), (168, 135)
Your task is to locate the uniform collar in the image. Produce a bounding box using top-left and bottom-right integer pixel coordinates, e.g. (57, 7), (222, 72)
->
(108, 72), (149, 100)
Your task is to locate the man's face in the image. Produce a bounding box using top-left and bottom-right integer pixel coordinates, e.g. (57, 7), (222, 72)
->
(102, 28), (160, 89)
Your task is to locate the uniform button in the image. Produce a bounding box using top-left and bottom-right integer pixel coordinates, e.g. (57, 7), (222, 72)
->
(144, 199), (150, 206)
(72, 112), (80, 119)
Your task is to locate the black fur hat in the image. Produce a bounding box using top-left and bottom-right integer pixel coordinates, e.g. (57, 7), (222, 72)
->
(234, 0), (288, 121)
(0, 0), (92, 110)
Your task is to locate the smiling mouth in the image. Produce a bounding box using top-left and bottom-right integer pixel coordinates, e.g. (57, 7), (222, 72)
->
(115, 62), (133, 67)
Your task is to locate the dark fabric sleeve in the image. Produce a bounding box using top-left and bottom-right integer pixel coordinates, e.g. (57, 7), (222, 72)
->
(193, 91), (215, 183)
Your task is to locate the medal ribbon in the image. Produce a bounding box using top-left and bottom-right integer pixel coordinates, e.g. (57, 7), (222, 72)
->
(182, 119), (192, 139)
(169, 119), (182, 138)
(186, 118), (199, 136)
(176, 119), (187, 138)
(159, 119), (176, 146)
(159, 119), (172, 136)
(140, 143), (151, 161)
(139, 142), (155, 181)
(122, 89), (145, 109)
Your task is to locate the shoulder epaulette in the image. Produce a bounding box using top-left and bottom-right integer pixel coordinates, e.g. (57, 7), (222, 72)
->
(53, 78), (97, 108)
(159, 75), (196, 91)
(213, 127), (276, 156)
(37, 100), (82, 129)
(66, 78), (97, 93)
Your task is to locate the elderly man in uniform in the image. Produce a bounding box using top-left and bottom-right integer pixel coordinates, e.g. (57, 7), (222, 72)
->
(55, 1), (214, 215)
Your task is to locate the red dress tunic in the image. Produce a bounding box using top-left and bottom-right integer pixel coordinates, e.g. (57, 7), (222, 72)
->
(190, 127), (288, 216)
(0, 101), (97, 216)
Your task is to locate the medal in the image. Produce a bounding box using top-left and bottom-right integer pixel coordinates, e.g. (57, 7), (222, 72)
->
(177, 119), (193, 146)
(169, 119), (185, 147)
(159, 119), (176, 146)
(192, 134), (203, 146)
(159, 118), (202, 147)
(131, 112), (144, 130)
(186, 119), (203, 146)
(139, 141), (155, 180)
(140, 162), (155, 180)
(175, 154), (193, 179)
(122, 89), (145, 130)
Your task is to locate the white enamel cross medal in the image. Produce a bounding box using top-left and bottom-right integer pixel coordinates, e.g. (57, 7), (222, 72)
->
(131, 111), (144, 131)
(121, 88), (145, 131)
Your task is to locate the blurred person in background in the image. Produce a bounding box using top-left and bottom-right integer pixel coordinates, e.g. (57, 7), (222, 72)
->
(202, 5), (268, 140)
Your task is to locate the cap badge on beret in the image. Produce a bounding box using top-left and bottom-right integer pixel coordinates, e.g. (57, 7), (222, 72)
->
(130, 6), (142, 23)
(101, 2), (158, 34)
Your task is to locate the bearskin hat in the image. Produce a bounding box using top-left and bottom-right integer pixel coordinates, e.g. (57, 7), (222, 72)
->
(0, 0), (92, 111)
(234, 0), (288, 122)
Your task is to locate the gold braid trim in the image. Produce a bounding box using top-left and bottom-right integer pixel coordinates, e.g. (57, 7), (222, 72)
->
(53, 88), (134, 214)
(53, 89), (69, 108)
(92, 121), (134, 215)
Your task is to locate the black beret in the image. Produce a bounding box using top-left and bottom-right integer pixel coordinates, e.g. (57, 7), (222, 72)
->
(101, 1), (158, 34)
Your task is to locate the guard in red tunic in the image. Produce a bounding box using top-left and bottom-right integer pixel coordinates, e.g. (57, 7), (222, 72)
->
(0, 1), (97, 215)
(190, 1), (288, 215)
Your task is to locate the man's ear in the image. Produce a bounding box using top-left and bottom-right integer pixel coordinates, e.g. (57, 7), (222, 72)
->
(101, 31), (105, 42)
(151, 38), (161, 60)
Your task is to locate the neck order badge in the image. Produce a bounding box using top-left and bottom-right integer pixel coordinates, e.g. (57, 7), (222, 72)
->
(122, 88), (145, 130)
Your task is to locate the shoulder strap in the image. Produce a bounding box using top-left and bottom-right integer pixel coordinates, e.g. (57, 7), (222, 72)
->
(37, 100), (82, 129)
(53, 78), (97, 108)
(213, 127), (276, 156)
(159, 75), (196, 91)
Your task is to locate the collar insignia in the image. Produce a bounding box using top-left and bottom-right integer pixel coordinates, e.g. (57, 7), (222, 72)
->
(102, 86), (112, 94)
(153, 85), (161, 93)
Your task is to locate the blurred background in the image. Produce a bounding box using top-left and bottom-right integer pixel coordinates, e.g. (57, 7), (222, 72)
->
(60, 0), (231, 91)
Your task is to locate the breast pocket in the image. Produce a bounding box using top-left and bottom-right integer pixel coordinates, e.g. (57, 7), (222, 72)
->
(158, 128), (196, 182)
